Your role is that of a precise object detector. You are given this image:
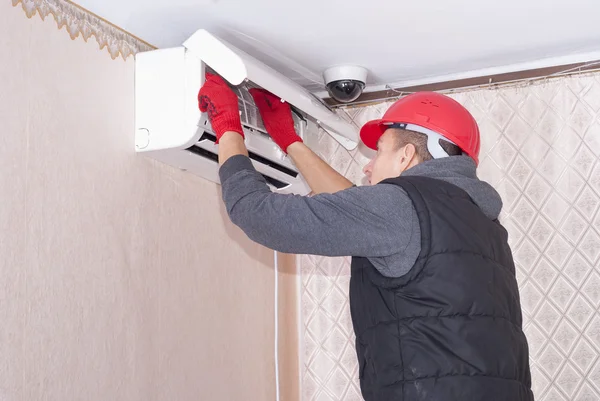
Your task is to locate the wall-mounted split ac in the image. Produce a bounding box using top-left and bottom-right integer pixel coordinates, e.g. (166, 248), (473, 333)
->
(135, 29), (359, 195)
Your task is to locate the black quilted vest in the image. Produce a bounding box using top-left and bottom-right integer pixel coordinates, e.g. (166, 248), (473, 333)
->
(349, 176), (533, 401)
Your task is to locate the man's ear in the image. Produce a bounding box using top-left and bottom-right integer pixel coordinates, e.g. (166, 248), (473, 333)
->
(402, 143), (417, 161)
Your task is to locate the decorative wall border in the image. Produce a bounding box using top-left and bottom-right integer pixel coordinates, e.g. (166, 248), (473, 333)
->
(12, 0), (155, 60)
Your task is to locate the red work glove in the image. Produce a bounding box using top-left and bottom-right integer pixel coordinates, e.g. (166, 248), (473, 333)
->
(198, 72), (243, 143)
(249, 88), (302, 153)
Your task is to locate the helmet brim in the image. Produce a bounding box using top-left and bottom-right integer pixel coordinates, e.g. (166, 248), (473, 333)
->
(359, 119), (389, 150)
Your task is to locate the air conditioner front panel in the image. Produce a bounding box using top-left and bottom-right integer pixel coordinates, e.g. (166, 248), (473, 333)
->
(184, 29), (359, 150)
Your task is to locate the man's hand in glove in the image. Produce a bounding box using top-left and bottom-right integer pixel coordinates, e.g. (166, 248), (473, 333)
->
(198, 72), (243, 143)
(249, 88), (303, 153)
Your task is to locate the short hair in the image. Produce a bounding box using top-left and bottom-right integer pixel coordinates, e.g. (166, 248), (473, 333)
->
(390, 128), (462, 162)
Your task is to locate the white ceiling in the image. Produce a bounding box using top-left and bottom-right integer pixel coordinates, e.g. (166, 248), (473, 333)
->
(74, 0), (600, 94)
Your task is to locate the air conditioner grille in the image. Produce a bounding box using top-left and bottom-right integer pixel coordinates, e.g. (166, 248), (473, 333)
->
(197, 132), (298, 177)
(185, 144), (290, 189)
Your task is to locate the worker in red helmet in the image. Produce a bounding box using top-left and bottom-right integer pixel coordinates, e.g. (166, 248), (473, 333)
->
(198, 73), (533, 401)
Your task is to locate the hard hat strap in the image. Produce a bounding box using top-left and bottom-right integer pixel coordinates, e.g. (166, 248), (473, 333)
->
(384, 122), (461, 160)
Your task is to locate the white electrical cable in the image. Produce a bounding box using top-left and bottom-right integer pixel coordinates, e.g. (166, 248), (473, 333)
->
(274, 250), (281, 401)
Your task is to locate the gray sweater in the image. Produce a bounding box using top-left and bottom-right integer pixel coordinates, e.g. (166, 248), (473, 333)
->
(219, 155), (503, 278)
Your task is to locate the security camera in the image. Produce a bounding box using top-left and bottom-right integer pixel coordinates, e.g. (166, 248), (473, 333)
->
(323, 65), (368, 103)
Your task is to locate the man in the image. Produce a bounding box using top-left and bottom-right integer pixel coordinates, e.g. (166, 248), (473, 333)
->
(198, 73), (533, 401)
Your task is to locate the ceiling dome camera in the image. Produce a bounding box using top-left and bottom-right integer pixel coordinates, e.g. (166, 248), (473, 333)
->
(323, 65), (368, 103)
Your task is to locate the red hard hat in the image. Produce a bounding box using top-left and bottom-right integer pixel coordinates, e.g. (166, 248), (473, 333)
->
(359, 92), (481, 165)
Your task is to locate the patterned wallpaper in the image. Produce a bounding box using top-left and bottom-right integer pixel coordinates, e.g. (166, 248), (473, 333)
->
(302, 73), (600, 401)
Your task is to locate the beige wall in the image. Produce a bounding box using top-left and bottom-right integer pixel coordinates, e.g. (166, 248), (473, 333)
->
(0, 3), (298, 400)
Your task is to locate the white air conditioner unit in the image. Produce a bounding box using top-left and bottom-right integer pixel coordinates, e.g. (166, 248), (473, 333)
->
(135, 29), (359, 195)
